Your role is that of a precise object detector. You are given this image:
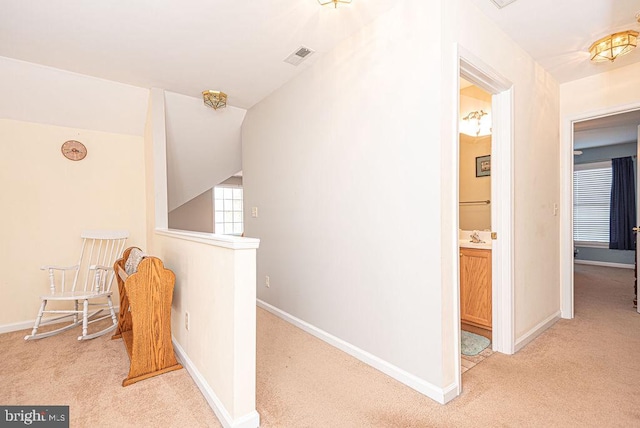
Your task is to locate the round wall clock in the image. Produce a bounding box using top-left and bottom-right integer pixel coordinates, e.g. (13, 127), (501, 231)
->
(61, 140), (87, 161)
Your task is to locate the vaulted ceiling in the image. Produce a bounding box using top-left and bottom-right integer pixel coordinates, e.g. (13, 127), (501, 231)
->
(0, 0), (395, 109)
(2, 0), (639, 112)
(0, 0), (640, 145)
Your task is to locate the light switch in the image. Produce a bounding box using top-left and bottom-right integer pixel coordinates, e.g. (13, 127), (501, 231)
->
(251, 207), (258, 218)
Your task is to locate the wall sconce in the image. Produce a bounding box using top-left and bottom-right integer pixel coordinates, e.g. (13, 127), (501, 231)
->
(318, 0), (352, 8)
(461, 110), (491, 137)
(202, 90), (227, 110)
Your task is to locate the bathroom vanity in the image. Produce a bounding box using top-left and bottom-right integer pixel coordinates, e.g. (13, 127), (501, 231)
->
(459, 231), (492, 339)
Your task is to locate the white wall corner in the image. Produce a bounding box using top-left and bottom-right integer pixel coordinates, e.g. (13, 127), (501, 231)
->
(257, 299), (453, 404)
(150, 87), (169, 229)
(514, 311), (560, 353)
(172, 338), (260, 428)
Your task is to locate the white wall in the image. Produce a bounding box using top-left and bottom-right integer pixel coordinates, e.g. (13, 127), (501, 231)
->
(244, 0), (561, 400)
(453, 0), (560, 370)
(244, 0), (446, 394)
(559, 61), (640, 316)
(168, 189), (214, 233)
(165, 91), (246, 211)
(0, 56), (148, 136)
(560, 62), (640, 117)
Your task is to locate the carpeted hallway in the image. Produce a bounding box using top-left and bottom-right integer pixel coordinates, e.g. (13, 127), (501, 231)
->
(256, 264), (640, 426)
(2, 264), (639, 426)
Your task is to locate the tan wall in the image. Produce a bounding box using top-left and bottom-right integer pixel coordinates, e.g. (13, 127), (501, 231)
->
(0, 119), (146, 326)
(459, 134), (491, 230)
(168, 189), (214, 233)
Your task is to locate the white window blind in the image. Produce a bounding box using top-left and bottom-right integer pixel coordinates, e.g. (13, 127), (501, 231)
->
(573, 161), (612, 244)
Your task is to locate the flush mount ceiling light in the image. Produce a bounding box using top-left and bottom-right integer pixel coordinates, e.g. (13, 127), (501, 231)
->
(318, 0), (352, 8)
(589, 30), (638, 62)
(202, 90), (227, 110)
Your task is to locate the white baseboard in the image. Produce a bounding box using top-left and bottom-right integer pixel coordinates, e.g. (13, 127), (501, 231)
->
(257, 299), (455, 404)
(574, 259), (634, 269)
(172, 339), (260, 428)
(442, 382), (459, 404)
(514, 311), (560, 353)
(0, 320), (35, 334)
(0, 305), (122, 335)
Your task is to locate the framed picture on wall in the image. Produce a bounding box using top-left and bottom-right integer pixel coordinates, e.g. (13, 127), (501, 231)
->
(476, 155), (491, 177)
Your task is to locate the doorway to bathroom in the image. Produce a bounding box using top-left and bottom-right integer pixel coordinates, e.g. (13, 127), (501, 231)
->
(458, 79), (494, 372)
(455, 50), (515, 394)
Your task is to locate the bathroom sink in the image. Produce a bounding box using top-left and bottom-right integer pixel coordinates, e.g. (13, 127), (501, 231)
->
(459, 240), (491, 250)
(458, 230), (492, 249)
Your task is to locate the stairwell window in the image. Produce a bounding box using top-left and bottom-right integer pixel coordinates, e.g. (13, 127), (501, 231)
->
(573, 161), (612, 246)
(214, 186), (243, 236)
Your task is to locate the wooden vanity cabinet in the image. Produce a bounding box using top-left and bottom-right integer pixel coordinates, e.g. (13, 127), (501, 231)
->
(460, 247), (492, 331)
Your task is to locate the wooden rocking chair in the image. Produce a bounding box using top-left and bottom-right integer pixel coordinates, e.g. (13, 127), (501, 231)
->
(24, 230), (128, 341)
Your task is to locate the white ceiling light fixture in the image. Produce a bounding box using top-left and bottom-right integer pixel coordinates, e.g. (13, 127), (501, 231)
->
(318, 0), (352, 8)
(489, 0), (518, 9)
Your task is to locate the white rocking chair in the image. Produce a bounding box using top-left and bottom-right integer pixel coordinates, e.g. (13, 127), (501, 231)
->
(24, 230), (128, 341)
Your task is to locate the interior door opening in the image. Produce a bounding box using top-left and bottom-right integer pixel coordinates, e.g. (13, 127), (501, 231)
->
(458, 80), (494, 364)
(569, 109), (640, 316)
(455, 50), (514, 399)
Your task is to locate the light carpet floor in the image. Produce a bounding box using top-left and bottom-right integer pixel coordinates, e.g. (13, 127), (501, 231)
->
(2, 264), (639, 427)
(256, 264), (640, 426)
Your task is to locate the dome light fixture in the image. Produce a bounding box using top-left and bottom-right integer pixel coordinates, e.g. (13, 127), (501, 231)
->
(202, 90), (227, 110)
(589, 30), (638, 62)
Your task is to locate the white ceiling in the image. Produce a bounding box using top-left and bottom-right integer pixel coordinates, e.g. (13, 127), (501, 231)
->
(469, 0), (640, 84)
(0, 0), (395, 109)
(1, 1), (639, 111)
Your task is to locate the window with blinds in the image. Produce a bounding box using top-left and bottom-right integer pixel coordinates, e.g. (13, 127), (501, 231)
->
(573, 161), (612, 245)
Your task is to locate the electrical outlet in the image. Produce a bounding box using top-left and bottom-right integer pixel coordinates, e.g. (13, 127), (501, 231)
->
(265, 275), (270, 288)
(185, 311), (190, 331)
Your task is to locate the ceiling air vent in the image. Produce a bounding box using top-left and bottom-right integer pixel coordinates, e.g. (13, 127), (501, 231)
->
(284, 46), (315, 66)
(489, 0), (518, 8)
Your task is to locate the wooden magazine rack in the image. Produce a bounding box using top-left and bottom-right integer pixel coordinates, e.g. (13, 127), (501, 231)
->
(112, 247), (182, 386)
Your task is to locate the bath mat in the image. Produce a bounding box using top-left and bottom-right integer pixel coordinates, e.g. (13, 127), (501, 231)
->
(461, 330), (490, 356)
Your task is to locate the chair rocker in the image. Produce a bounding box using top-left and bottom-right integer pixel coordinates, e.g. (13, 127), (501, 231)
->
(24, 230), (128, 341)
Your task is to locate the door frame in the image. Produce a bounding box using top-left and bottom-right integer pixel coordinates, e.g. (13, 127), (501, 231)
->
(454, 46), (515, 394)
(560, 101), (640, 319)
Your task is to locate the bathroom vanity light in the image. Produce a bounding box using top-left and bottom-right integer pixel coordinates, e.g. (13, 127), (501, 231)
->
(318, 0), (352, 8)
(461, 110), (491, 137)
